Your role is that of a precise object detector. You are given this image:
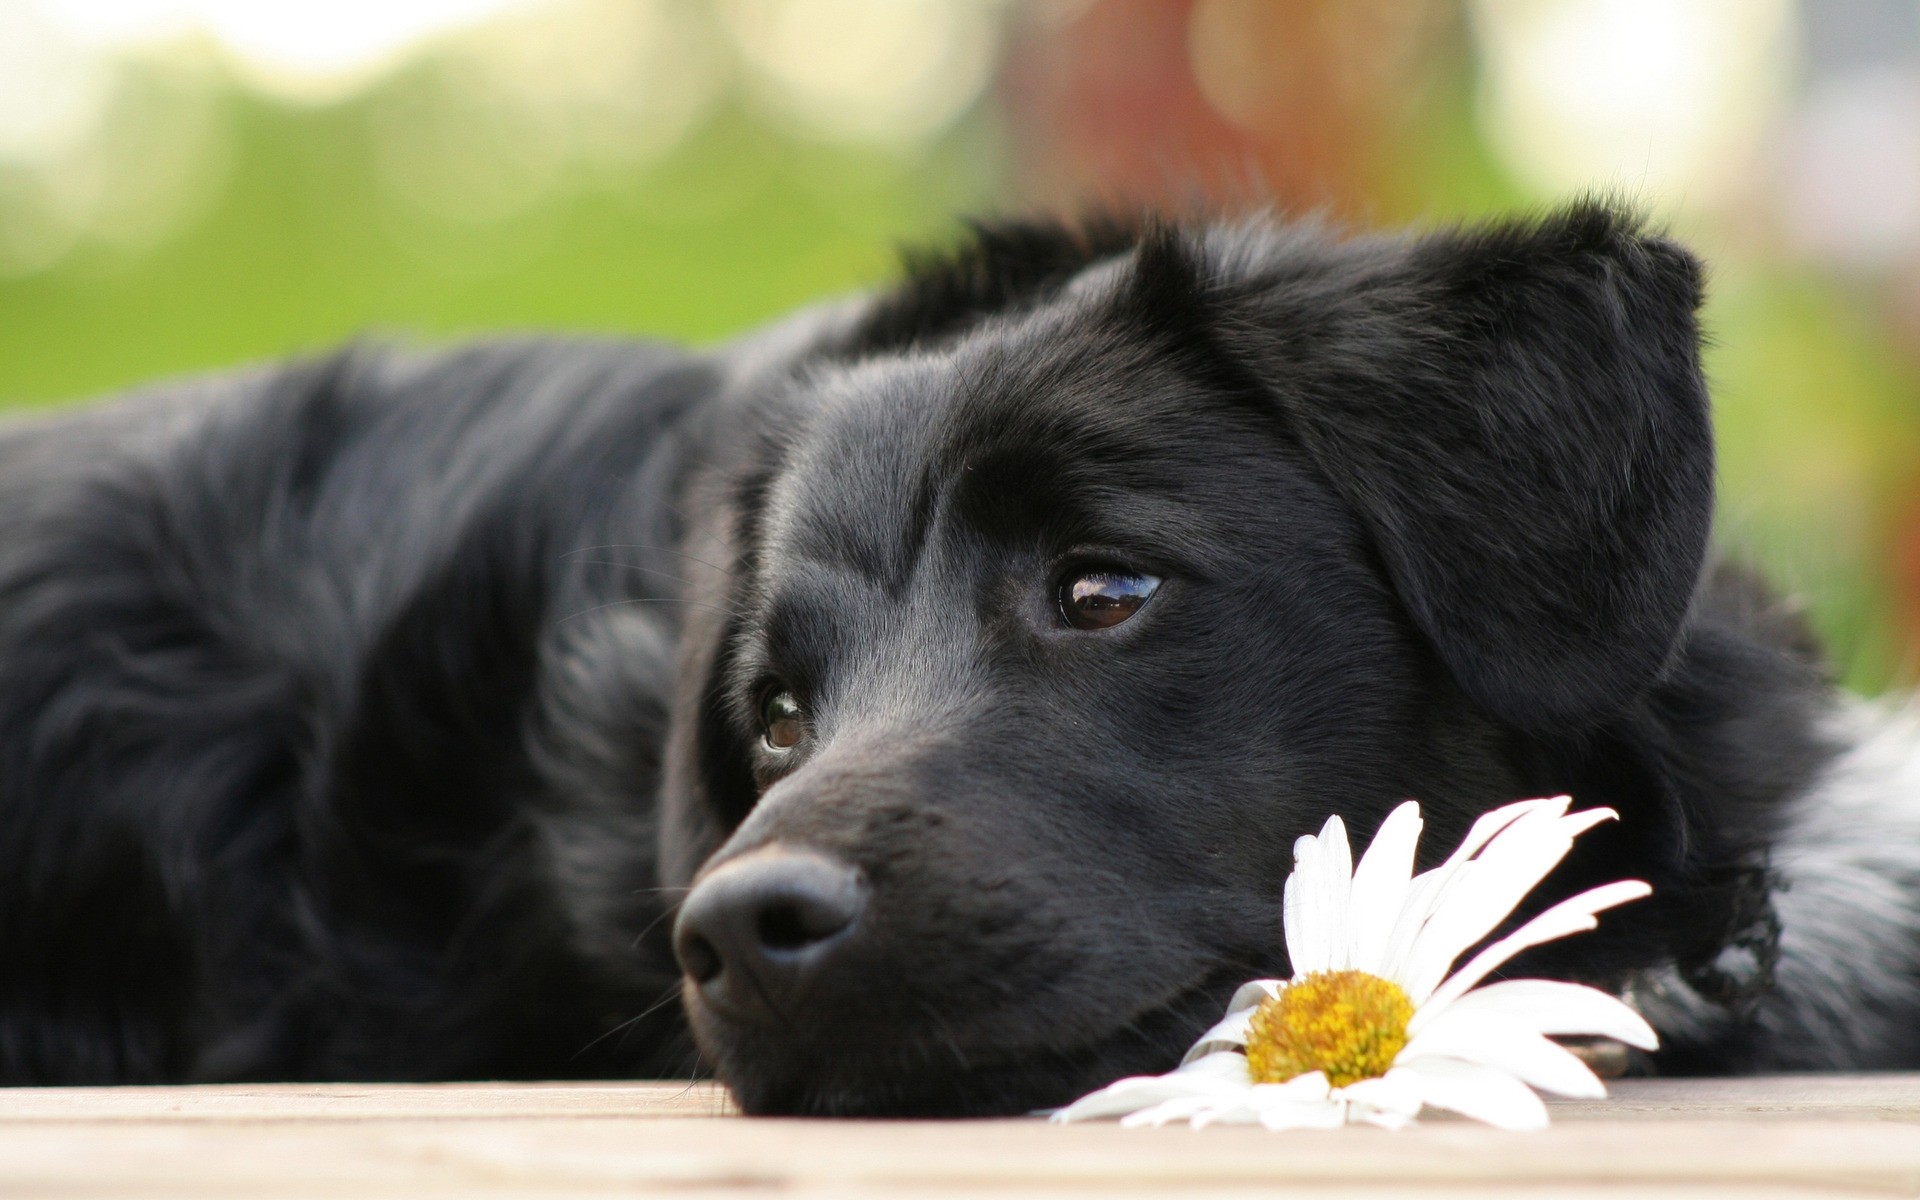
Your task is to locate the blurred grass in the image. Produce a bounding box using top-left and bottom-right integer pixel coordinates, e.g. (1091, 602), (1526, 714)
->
(0, 86), (1000, 406)
(0, 35), (1915, 698)
(1708, 268), (1920, 694)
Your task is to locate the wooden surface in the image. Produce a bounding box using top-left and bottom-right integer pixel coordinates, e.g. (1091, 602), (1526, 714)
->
(4, 1076), (1920, 1198)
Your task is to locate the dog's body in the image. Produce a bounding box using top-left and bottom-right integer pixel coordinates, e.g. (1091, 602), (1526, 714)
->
(2, 205), (1918, 1112)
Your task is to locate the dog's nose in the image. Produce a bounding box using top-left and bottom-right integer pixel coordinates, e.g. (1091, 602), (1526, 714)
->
(673, 846), (867, 1022)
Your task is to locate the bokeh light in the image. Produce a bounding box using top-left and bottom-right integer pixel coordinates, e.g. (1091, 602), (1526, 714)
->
(1469, 0), (1793, 206)
(0, 0), (1915, 692)
(31, 0), (545, 99)
(722, 0), (1000, 146)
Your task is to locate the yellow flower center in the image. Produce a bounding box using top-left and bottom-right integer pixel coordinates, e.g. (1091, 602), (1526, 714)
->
(1245, 970), (1414, 1088)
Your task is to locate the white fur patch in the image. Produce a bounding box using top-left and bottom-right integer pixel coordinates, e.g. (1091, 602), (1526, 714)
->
(1636, 697), (1920, 1067)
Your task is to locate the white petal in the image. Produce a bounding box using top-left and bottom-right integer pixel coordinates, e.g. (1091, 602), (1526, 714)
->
(1394, 1056), (1551, 1131)
(1178, 1049), (1260, 1081)
(1400, 1010), (1606, 1098)
(1049, 1052), (1252, 1123)
(1437, 979), (1659, 1050)
(1400, 803), (1613, 1001)
(1346, 801), (1423, 975)
(1399, 803), (1619, 1000)
(1352, 1103), (1418, 1130)
(1256, 1099), (1348, 1131)
(1053, 1086), (1182, 1124)
(1429, 799), (1565, 882)
(1181, 1015), (1256, 1066)
(1379, 867), (1447, 983)
(1410, 880), (1652, 1035)
(1248, 1075), (1344, 1131)
(1124, 1072), (1335, 1129)
(1336, 1070), (1427, 1119)
(1379, 799), (1562, 987)
(1286, 817), (1353, 975)
(1321, 815), (1353, 970)
(1284, 838), (1319, 975)
(1180, 980), (1284, 1064)
(1226, 978), (1286, 1012)
(1260, 1071), (1334, 1103)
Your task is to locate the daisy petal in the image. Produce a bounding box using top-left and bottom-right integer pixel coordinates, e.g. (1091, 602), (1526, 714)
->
(1057, 796), (1647, 1135)
(1400, 804), (1614, 1001)
(1395, 1056), (1551, 1131)
(1261, 1071), (1334, 1103)
(1400, 801), (1610, 999)
(1337, 1070), (1427, 1121)
(1379, 799), (1563, 986)
(1049, 1052), (1251, 1123)
(1286, 817), (1354, 975)
(1379, 869), (1446, 983)
(1318, 816), (1354, 970)
(1056, 1087), (1185, 1124)
(1248, 1074), (1343, 1130)
(1132, 1073), (1337, 1129)
(1437, 799), (1566, 876)
(1256, 1100), (1348, 1131)
(1185, 1007), (1254, 1057)
(1185, 1100), (1268, 1128)
(1346, 801), (1422, 975)
(1180, 980), (1285, 1064)
(1225, 978), (1286, 1013)
(1353, 1104), (1418, 1130)
(1284, 838), (1319, 974)
(1400, 1010), (1606, 1098)
(1437, 979), (1659, 1050)
(1410, 879), (1652, 1035)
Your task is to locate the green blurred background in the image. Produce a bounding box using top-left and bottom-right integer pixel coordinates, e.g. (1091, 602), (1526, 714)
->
(1, 0), (1917, 691)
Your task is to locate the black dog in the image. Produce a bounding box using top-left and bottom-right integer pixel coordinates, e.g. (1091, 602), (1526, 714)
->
(3, 202), (1916, 1114)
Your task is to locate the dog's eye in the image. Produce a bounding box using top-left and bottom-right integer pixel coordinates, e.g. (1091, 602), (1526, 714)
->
(1059, 570), (1161, 630)
(760, 690), (805, 751)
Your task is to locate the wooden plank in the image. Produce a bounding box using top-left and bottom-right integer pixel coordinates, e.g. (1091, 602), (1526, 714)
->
(1553, 1074), (1920, 1120)
(3, 1113), (1919, 1197)
(3, 1074), (1913, 1123)
(0, 1077), (1916, 1197)
(0, 1080), (734, 1122)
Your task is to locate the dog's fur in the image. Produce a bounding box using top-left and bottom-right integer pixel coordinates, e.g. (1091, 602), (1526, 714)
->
(2, 203), (1918, 1114)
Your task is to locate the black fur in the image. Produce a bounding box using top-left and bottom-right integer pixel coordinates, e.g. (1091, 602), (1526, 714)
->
(0, 203), (1871, 1111)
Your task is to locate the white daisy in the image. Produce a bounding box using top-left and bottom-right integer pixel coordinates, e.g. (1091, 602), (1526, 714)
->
(1051, 797), (1659, 1131)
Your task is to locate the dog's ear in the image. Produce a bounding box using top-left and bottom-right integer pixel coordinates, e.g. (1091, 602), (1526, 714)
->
(1207, 202), (1714, 729)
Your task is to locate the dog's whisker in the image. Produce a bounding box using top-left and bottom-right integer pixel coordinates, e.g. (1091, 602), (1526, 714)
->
(628, 899), (683, 952)
(572, 980), (686, 1062)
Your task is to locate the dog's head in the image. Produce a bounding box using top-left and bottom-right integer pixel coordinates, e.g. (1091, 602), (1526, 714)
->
(657, 204), (1713, 1114)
